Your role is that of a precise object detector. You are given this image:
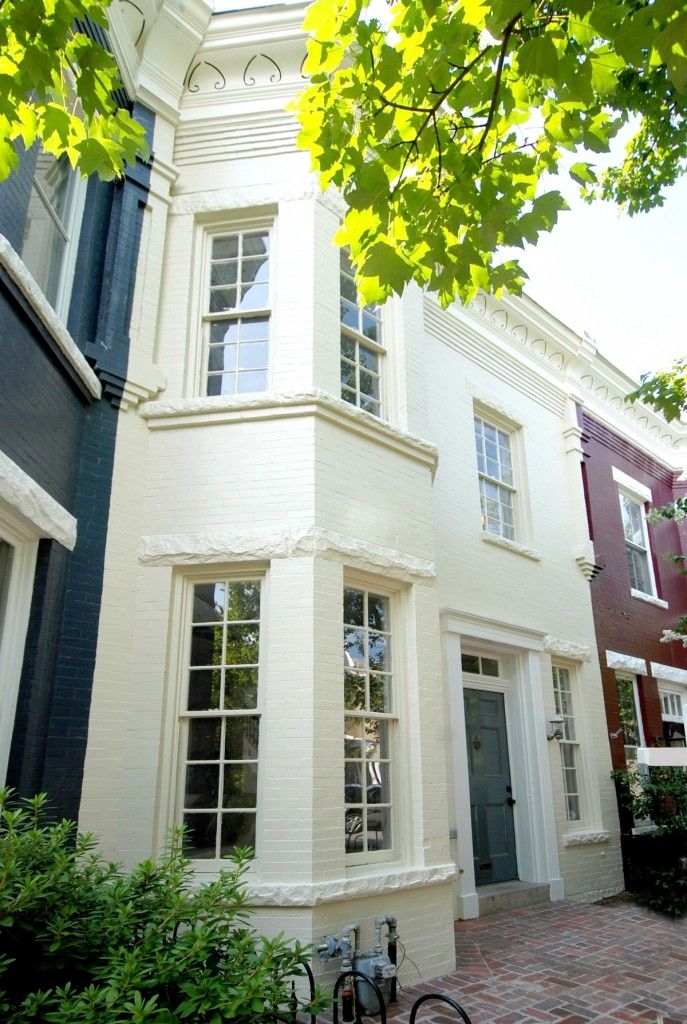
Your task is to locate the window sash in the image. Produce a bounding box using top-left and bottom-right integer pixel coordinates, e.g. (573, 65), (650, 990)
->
(179, 578), (263, 861)
(474, 416), (517, 540)
(203, 231), (270, 396)
(343, 585), (395, 862)
(553, 666), (582, 822)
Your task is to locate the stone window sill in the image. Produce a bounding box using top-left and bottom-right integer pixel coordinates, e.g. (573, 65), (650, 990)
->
(481, 532), (541, 562)
(563, 829), (610, 847)
(631, 588), (668, 610)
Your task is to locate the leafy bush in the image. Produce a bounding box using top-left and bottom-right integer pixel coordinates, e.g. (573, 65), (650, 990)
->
(614, 766), (687, 917)
(0, 790), (325, 1022)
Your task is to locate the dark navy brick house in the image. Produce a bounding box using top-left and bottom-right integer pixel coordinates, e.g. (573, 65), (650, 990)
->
(0, 68), (152, 821)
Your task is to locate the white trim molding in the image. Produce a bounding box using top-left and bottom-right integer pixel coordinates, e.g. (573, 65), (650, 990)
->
(139, 525), (436, 581)
(0, 450), (76, 550)
(650, 662), (687, 686)
(244, 863), (456, 907)
(0, 234), (101, 400)
(611, 466), (653, 504)
(605, 650), (647, 675)
(637, 747), (687, 768)
(544, 636), (592, 662)
(141, 390), (439, 474)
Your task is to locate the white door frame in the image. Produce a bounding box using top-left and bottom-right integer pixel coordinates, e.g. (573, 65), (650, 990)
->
(442, 609), (563, 919)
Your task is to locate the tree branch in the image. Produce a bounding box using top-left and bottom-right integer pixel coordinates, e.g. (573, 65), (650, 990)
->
(477, 11), (523, 152)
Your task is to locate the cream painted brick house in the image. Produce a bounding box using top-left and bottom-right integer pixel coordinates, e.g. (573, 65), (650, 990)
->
(78, 0), (683, 983)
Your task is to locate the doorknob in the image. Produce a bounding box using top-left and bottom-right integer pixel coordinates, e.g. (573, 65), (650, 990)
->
(506, 796), (516, 806)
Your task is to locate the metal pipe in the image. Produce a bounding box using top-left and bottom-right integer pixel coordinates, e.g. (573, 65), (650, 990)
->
(373, 915), (398, 1002)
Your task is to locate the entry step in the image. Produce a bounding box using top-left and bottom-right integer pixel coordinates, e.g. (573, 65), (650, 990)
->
(477, 880), (550, 917)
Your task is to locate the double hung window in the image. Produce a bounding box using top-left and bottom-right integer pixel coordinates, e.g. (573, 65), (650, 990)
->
(180, 578), (262, 859)
(343, 585), (394, 861)
(204, 230), (270, 396)
(552, 666), (582, 821)
(619, 492), (653, 595)
(616, 676), (642, 763)
(22, 147), (85, 320)
(340, 249), (382, 416)
(474, 415), (516, 540)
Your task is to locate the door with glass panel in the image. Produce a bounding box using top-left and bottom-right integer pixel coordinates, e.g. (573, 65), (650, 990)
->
(464, 686), (518, 885)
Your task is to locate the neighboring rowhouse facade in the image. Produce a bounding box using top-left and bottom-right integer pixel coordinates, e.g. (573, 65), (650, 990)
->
(75, 0), (687, 984)
(580, 403), (687, 832)
(0, 23), (152, 821)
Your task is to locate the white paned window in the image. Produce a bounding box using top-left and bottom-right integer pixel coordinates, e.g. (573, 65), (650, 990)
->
(660, 688), (686, 747)
(552, 665), (582, 822)
(616, 675), (642, 763)
(204, 231), (270, 396)
(22, 148), (85, 321)
(343, 585), (395, 862)
(474, 415), (516, 540)
(340, 249), (383, 416)
(461, 652), (499, 677)
(180, 578), (261, 859)
(619, 491), (654, 595)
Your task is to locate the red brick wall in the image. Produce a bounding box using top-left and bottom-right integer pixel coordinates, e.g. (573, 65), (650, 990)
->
(579, 409), (687, 771)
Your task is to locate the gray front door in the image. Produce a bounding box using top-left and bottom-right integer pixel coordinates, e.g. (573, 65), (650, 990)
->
(464, 687), (518, 885)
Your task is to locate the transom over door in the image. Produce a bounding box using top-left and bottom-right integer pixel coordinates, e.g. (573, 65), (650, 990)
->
(464, 687), (518, 885)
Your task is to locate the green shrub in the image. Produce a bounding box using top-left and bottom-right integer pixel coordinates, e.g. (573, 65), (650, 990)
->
(0, 790), (325, 1022)
(614, 766), (687, 917)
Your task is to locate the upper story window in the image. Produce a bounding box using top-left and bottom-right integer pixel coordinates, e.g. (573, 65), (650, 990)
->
(180, 577), (262, 860)
(619, 491), (654, 595)
(552, 665), (582, 822)
(343, 584), (395, 863)
(204, 230), (270, 397)
(22, 148), (85, 322)
(340, 249), (383, 417)
(474, 415), (516, 541)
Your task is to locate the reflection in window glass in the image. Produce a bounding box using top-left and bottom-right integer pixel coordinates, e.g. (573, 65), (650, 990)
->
(181, 579), (261, 859)
(616, 676), (641, 762)
(344, 586), (394, 857)
(552, 665), (581, 821)
(22, 149), (80, 311)
(619, 492), (652, 594)
(340, 250), (382, 417)
(205, 232), (270, 396)
(474, 415), (517, 541)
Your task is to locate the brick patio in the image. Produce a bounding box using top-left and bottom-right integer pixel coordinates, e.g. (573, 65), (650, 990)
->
(390, 899), (687, 1024)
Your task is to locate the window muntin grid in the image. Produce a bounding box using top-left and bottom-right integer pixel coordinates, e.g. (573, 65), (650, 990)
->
(474, 416), (516, 541)
(461, 653), (499, 677)
(181, 579), (261, 859)
(23, 149), (80, 311)
(661, 690), (683, 719)
(616, 676), (641, 763)
(205, 232), (269, 396)
(552, 665), (581, 822)
(660, 689), (686, 747)
(619, 492), (652, 594)
(340, 249), (382, 417)
(343, 586), (394, 858)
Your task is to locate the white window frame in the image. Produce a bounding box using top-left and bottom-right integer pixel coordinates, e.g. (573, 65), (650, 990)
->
(190, 217), (274, 398)
(0, 507), (39, 784)
(551, 664), (583, 823)
(473, 406), (522, 543)
(615, 673), (645, 764)
(340, 248), (385, 418)
(168, 568), (267, 872)
(611, 467), (661, 602)
(22, 148), (87, 323)
(343, 573), (402, 868)
(659, 686), (687, 746)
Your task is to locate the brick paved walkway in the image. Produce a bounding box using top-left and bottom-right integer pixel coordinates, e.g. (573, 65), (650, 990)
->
(391, 899), (687, 1024)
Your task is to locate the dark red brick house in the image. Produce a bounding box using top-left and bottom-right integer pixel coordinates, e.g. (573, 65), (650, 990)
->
(579, 407), (687, 851)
